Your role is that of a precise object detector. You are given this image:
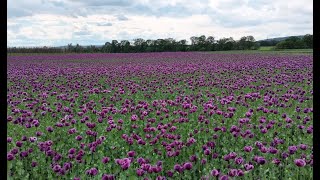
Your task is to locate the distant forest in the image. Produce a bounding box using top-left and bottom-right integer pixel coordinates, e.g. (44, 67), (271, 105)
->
(7, 34), (312, 53)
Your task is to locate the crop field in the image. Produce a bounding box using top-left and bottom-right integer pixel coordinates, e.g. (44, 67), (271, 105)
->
(7, 52), (313, 179)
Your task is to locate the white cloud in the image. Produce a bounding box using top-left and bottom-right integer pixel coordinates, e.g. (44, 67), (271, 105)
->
(7, 0), (313, 47)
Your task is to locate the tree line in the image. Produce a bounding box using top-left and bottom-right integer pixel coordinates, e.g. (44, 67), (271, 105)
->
(7, 34), (312, 53)
(274, 34), (313, 49)
(7, 46), (63, 54)
(7, 35), (259, 53)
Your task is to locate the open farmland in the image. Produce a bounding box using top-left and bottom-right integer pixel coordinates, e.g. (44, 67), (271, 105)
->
(7, 52), (313, 179)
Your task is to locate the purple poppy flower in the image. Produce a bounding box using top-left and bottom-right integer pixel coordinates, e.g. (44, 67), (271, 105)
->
(201, 158), (207, 165)
(59, 168), (66, 175)
(53, 164), (61, 172)
(204, 149), (211, 155)
(260, 146), (268, 153)
(235, 157), (244, 164)
(31, 161), (38, 167)
(7, 137), (12, 143)
(174, 164), (183, 173)
(102, 157), (110, 164)
(21, 136), (27, 141)
(223, 154), (231, 161)
(282, 113), (287, 118)
(294, 159), (306, 167)
(102, 174), (115, 180)
(36, 131), (43, 136)
(237, 169), (244, 176)
(167, 170), (174, 177)
(257, 157), (266, 165)
(244, 146), (253, 152)
(75, 135), (82, 141)
(86, 167), (98, 176)
(183, 162), (193, 170)
(272, 158), (281, 165)
(307, 126), (313, 134)
(189, 155), (198, 162)
(137, 139), (146, 145)
(29, 137), (37, 143)
(136, 168), (145, 176)
(127, 151), (136, 157)
(63, 162), (72, 171)
(228, 169), (238, 177)
(212, 152), (219, 159)
(20, 151), (29, 158)
(7, 153), (15, 161)
(211, 169), (220, 177)
(288, 146), (298, 154)
(46, 126), (54, 132)
(299, 144), (308, 150)
(244, 163), (254, 171)
(54, 154), (62, 161)
(131, 115), (138, 121)
(142, 163), (151, 171)
(154, 165), (162, 173)
(116, 158), (131, 170)
(68, 148), (76, 155)
(220, 175), (229, 180)
(261, 128), (268, 134)
(156, 176), (166, 180)
(156, 161), (163, 166)
(269, 147), (278, 154)
(11, 148), (18, 155)
(229, 152), (237, 159)
(137, 157), (145, 165)
(16, 141), (23, 147)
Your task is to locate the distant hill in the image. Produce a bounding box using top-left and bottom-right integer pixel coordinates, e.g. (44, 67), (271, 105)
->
(258, 35), (305, 42)
(56, 45), (104, 49)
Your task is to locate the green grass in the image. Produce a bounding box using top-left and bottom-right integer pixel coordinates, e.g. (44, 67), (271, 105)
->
(273, 49), (313, 53)
(259, 46), (275, 51)
(205, 48), (313, 55)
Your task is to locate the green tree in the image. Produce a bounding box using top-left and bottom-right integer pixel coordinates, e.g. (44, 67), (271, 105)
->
(303, 34), (313, 48)
(120, 40), (131, 53)
(275, 36), (305, 49)
(205, 36), (215, 51)
(177, 39), (187, 51)
(133, 38), (146, 52)
(111, 40), (119, 53)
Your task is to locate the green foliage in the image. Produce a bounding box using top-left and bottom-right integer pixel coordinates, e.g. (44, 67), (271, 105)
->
(8, 34), (312, 54)
(275, 35), (312, 50)
(258, 40), (278, 46)
(7, 46), (63, 53)
(302, 34), (313, 48)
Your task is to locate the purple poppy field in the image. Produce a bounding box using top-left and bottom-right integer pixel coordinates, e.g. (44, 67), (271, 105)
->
(7, 52), (313, 180)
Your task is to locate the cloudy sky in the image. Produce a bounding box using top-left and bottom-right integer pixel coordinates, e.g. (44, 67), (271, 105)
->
(8, 0), (313, 47)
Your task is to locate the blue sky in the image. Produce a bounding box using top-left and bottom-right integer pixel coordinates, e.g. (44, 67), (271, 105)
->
(8, 0), (313, 47)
